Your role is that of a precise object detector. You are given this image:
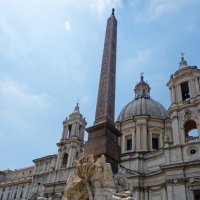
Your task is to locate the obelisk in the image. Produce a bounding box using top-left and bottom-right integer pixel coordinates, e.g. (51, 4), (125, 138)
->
(85, 9), (121, 172)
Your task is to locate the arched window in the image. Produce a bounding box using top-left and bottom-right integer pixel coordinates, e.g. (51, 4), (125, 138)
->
(76, 152), (79, 159)
(184, 120), (199, 143)
(20, 191), (23, 198)
(14, 191), (17, 199)
(62, 153), (68, 166)
(181, 81), (190, 101)
(67, 125), (72, 138)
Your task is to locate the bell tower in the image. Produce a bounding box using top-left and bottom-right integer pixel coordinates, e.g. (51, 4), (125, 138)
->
(167, 55), (200, 145)
(55, 103), (87, 171)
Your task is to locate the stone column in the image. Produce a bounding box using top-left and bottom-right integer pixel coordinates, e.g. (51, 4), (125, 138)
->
(64, 126), (69, 139)
(71, 123), (76, 137)
(71, 147), (76, 167)
(192, 79), (197, 97)
(61, 125), (65, 139)
(177, 85), (182, 101)
(67, 146), (77, 168)
(140, 188), (145, 200)
(188, 80), (193, 98)
(135, 189), (140, 200)
(170, 88), (173, 103)
(143, 123), (148, 151)
(24, 184), (30, 199)
(172, 86), (175, 103)
(192, 79), (196, 97)
(171, 114), (180, 145)
(173, 183), (187, 200)
(159, 132), (163, 148)
(164, 147), (170, 163)
(180, 127), (185, 144)
(175, 86), (179, 102)
(67, 148), (72, 168)
(33, 165), (37, 174)
(74, 122), (79, 137)
(163, 185), (167, 200)
(149, 132), (152, 150)
(10, 187), (15, 199)
(121, 134), (125, 153)
(55, 148), (62, 170)
(136, 124), (141, 151)
(79, 126), (84, 140)
(16, 186), (21, 199)
(144, 187), (149, 200)
(167, 183), (173, 200)
(132, 132), (136, 151)
(195, 78), (200, 96)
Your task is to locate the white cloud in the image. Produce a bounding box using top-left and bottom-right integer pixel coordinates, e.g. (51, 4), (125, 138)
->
(81, 95), (90, 104)
(73, 70), (88, 87)
(122, 49), (153, 72)
(0, 16), (31, 61)
(0, 76), (54, 139)
(86, 0), (121, 16)
(149, 0), (176, 20)
(0, 76), (52, 112)
(135, 0), (187, 22)
(64, 21), (71, 32)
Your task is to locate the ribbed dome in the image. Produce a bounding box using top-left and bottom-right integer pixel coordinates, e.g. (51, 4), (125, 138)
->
(118, 98), (167, 121)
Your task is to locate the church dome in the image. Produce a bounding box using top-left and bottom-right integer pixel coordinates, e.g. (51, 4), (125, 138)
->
(118, 74), (167, 121)
(118, 98), (167, 121)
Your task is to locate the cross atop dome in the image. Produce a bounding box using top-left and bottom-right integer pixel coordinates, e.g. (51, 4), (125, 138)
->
(140, 72), (144, 82)
(73, 102), (80, 113)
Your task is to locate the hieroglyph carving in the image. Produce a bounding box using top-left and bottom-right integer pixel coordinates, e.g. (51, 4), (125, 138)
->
(95, 15), (117, 122)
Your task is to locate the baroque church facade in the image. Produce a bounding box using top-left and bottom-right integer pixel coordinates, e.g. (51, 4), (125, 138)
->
(1, 10), (200, 200)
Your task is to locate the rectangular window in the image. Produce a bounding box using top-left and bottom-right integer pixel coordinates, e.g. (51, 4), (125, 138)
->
(194, 190), (200, 200)
(152, 138), (159, 150)
(181, 81), (190, 101)
(126, 136), (132, 151)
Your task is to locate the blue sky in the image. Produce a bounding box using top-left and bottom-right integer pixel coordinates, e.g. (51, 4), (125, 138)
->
(0, 0), (200, 170)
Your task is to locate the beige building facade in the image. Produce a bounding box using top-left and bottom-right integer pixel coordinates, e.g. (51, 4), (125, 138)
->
(116, 57), (200, 200)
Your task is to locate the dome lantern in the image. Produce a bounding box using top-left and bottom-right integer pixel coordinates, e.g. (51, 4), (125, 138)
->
(134, 73), (151, 99)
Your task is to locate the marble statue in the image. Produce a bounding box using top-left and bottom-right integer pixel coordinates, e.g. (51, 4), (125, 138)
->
(64, 153), (134, 200)
(64, 154), (115, 200)
(113, 170), (135, 200)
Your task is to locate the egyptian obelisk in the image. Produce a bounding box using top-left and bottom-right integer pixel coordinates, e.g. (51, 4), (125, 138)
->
(85, 9), (121, 172)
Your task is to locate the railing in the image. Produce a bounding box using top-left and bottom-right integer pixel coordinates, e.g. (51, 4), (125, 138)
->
(185, 136), (199, 143)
